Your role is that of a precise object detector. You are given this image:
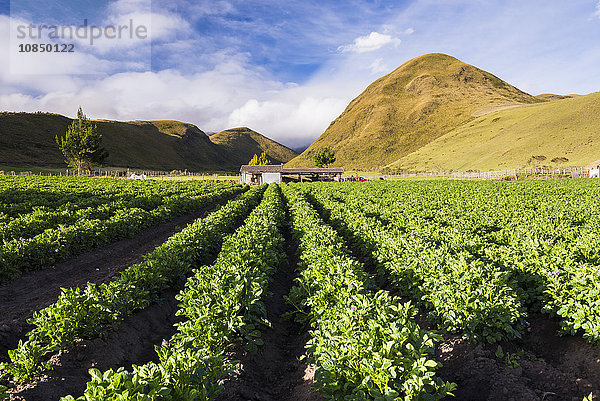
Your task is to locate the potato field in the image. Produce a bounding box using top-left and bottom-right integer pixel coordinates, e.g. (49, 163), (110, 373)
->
(1, 177), (599, 401)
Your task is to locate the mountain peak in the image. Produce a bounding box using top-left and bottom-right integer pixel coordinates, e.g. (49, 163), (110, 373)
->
(210, 127), (298, 166)
(287, 53), (541, 169)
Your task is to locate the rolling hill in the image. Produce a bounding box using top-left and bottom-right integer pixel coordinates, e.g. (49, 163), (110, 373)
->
(0, 113), (295, 172)
(287, 53), (542, 169)
(390, 91), (600, 171)
(209, 127), (298, 166)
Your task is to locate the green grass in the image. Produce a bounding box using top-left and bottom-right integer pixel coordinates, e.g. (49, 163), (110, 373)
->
(287, 53), (541, 169)
(0, 164), (66, 174)
(391, 91), (600, 171)
(154, 175), (240, 181)
(0, 114), (294, 173)
(209, 127), (298, 166)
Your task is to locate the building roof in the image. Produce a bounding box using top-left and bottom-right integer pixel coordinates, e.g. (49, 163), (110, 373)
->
(240, 165), (284, 173)
(282, 167), (344, 174)
(240, 165), (344, 174)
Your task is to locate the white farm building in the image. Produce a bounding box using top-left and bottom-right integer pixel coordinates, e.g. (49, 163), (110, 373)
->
(240, 165), (344, 185)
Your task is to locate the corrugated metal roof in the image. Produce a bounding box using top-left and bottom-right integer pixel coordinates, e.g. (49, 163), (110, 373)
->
(240, 165), (344, 174)
(240, 165), (283, 173)
(282, 168), (344, 174)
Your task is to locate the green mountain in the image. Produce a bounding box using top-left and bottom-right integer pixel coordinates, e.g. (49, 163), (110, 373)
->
(392, 91), (600, 171)
(287, 53), (542, 169)
(0, 113), (292, 172)
(209, 127), (298, 166)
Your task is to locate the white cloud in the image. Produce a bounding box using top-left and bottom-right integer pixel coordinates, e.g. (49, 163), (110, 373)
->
(227, 94), (348, 147)
(368, 58), (389, 74)
(0, 48), (350, 147)
(187, 1), (236, 17)
(2, 0), (600, 152)
(595, 0), (600, 18)
(338, 31), (401, 53)
(5, 0), (191, 74)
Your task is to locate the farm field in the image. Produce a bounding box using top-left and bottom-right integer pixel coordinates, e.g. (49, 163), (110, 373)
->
(0, 177), (599, 400)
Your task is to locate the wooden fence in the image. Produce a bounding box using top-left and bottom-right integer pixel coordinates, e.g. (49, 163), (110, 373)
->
(383, 167), (590, 180)
(0, 168), (240, 179)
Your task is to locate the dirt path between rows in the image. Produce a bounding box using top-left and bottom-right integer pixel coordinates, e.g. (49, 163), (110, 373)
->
(9, 285), (183, 400)
(0, 195), (234, 360)
(435, 313), (600, 401)
(306, 193), (600, 401)
(217, 211), (323, 401)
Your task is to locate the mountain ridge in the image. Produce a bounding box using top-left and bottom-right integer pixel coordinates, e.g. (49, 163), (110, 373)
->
(209, 127), (298, 166)
(392, 91), (600, 171)
(287, 53), (543, 169)
(0, 112), (295, 172)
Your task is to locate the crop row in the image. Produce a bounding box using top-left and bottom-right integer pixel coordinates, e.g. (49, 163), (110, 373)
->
(340, 181), (600, 343)
(0, 186), (265, 384)
(302, 184), (525, 343)
(0, 181), (232, 242)
(0, 185), (242, 283)
(281, 185), (455, 401)
(0, 176), (217, 217)
(60, 184), (286, 400)
(310, 181), (600, 344)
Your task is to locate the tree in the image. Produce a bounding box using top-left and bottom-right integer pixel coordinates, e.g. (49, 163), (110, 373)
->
(313, 147), (336, 168)
(248, 154), (259, 165)
(248, 152), (271, 165)
(56, 107), (108, 175)
(257, 152), (271, 165)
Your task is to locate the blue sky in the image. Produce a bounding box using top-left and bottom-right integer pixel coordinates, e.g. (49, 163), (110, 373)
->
(0, 0), (599, 147)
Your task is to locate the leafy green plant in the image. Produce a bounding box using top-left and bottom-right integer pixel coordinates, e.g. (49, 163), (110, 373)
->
(0, 177), (242, 282)
(282, 185), (454, 400)
(61, 184), (286, 400)
(1, 187), (265, 384)
(304, 184), (524, 343)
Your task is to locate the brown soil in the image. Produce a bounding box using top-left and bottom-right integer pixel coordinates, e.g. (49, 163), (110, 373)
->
(216, 216), (323, 401)
(9, 286), (183, 400)
(0, 196), (233, 361)
(306, 193), (600, 401)
(4, 191), (600, 401)
(435, 313), (600, 401)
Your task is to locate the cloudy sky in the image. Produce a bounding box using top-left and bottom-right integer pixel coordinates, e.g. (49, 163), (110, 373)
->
(0, 0), (599, 148)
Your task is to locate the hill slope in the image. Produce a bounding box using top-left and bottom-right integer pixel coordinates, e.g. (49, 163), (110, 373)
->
(209, 127), (298, 166)
(0, 114), (295, 171)
(287, 53), (541, 169)
(0, 113), (231, 171)
(390, 91), (600, 171)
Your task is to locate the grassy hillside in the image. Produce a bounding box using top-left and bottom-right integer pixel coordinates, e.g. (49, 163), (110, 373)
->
(0, 114), (296, 172)
(391, 91), (600, 171)
(535, 94), (580, 102)
(287, 53), (541, 169)
(0, 112), (231, 171)
(209, 127), (298, 166)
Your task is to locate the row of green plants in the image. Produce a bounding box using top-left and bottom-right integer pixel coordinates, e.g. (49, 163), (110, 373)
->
(311, 180), (600, 343)
(60, 184), (286, 400)
(0, 185), (242, 283)
(281, 184), (455, 401)
(1, 202), (123, 242)
(0, 179), (233, 241)
(303, 184), (526, 343)
(0, 182), (235, 244)
(0, 176), (217, 217)
(343, 181), (600, 343)
(0, 186), (265, 385)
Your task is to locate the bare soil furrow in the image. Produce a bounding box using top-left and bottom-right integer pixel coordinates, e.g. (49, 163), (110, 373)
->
(9, 286), (183, 400)
(217, 213), (323, 401)
(0, 195), (234, 360)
